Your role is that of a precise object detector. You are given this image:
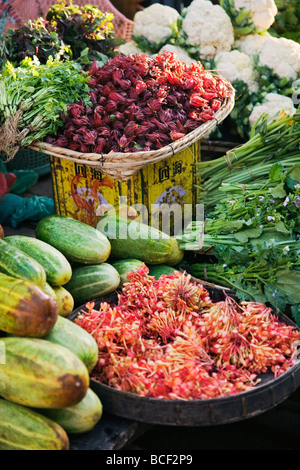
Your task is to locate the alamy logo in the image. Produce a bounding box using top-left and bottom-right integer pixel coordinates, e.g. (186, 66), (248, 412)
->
(96, 200), (205, 249)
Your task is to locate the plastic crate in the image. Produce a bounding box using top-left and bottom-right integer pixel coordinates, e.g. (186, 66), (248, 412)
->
(6, 0), (134, 40)
(3, 149), (51, 176)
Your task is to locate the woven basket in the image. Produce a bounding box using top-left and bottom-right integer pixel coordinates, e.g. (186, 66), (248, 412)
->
(29, 82), (235, 182)
(7, 0), (134, 40)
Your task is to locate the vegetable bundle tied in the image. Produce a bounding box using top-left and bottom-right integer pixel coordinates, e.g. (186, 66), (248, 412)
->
(197, 109), (300, 209)
(0, 57), (91, 160)
(177, 110), (300, 324)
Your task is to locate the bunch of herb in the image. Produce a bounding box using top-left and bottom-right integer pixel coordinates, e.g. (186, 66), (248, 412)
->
(178, 163), (300, 324)
(197, 109), (300, 209)
(0, 56), (91, 158)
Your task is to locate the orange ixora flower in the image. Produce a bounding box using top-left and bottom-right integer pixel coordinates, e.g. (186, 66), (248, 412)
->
(76, 268), (300, 400)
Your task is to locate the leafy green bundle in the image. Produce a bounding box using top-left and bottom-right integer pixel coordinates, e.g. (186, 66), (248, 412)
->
(197, 109), (300, 209)
(187, 163), (300, 323)
(0, 57), (91, 158)
(176, 110), (300, 324)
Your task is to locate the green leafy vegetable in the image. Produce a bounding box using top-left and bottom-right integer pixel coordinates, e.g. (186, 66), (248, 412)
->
(177, 145), (300, 324)
(0, 57), (91, 158)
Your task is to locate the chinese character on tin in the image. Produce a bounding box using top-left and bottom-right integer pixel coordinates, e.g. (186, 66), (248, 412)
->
(90, 168), (103, 181)
(74, 162), (87, 177)
(172, 161), (182, 176)
(159, 165), (170, 183)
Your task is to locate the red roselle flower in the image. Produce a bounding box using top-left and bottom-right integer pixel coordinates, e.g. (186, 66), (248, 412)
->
(170, 131), (185, 141)
(52, 52), (230, 154)
(190, 94), (208, 107)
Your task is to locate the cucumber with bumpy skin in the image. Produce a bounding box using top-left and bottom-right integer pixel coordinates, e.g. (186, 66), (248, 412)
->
(0, 337), (89, 409)
(96, 215), (173, 265)
(51, 285), (74, 317)
(148, 265), (178, 279)
(35, 215), (111, 264)
(0, 238), (46, 287)
(5, 235), (72, 286)
(167, 238), (184, 266)
(0, 399), (69, 450)
(0, 273), (58, 337)
(64, 263), (120, 306)
(38, 388), (102, 435)
(44, 315), (98, 372)
(112, 259), (146, 286)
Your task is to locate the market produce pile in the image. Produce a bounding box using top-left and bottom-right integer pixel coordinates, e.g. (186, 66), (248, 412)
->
(0, 57), (91, 159)
(120, 0), (300, 140)
(0, 230), (104, 448)
(0, 0), (300, 450)
(175, 109), (300, 325)
(76, 267), (300, 400)
(47, 51), (231, 154)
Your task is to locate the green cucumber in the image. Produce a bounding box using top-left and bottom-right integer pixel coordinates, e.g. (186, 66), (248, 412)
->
(37, 388), (102, 435)
(0, 239), (46, 287)
(64, 263), (120, 306)
(0, 337), (90, 409)
(167, 238), (184, 266)
(148, 265), (178, 279)
(96, 215), (173, 265)
(4, 235), (72, 286)
(42, 282), (57, 300)
(35, 215), (111, 265)
(51, 285), (74, 317)
(44, 315), (98, 372)
(0, 399), (69, 450)
(112, 259), (146, 286)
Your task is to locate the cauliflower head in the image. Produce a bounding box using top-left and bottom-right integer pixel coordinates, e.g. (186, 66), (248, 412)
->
(118, 40), (145, 56)
(215, 50), (259, 92)
(182, 0), (234, 60)
(234, 32), (271, 56)
(249, 93), (296, 126)
(132, 4), (179, 46)
(158, 44), (196, 65)
(233, 0), (277, 32)
(258, 36), (300, 80)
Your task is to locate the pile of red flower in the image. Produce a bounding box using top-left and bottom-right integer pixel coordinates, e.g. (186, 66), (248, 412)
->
(75, 267), (300, 400)
(47, 51), (230, 154)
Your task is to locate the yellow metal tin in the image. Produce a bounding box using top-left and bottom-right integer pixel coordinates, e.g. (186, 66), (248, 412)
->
(50, 140), (201, 232)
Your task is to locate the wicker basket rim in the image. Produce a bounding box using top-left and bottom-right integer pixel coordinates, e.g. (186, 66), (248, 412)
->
(29, 81), (235, 167)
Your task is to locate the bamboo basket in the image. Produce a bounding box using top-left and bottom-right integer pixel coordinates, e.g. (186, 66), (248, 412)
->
(29, 82), (235, 183)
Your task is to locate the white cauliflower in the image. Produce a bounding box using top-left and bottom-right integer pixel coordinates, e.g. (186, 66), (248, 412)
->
(181, 0), (234, 60)
(234, 32), (271, 56)
(249, 93), (296, 126)
(158, 44), (197, 65)
(215, 50), (259, 92)
(132, 4), (179, 46)
(118, 40), (145, 56)
(258, 36), (300, 80)
(233, 0), (277, 32)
